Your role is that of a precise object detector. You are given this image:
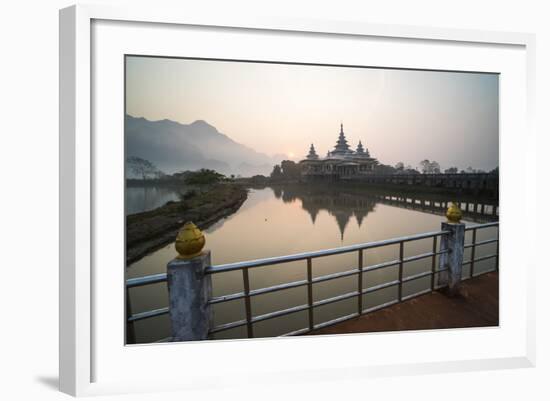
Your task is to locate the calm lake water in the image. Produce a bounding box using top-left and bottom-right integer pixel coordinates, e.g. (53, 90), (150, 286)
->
(126, 184), (498, 344)
(126, 186), (183, 215)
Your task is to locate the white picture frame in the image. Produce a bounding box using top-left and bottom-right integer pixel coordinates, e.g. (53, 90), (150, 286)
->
(59, 4), (536, 397)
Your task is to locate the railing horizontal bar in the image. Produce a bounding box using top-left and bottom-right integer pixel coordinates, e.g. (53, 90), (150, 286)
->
(252, 304), (309, 323)
(210, 279), (309, 305)
(128, 307), (168, 322)
(403, 252), (434, 264)
(208, 291), (245, 305)
(361, 299), (400, 314)
(462, 254), (498, 265)
(402, 270), (433, 283)
(402, 288), (432, 301)
(312, 268), (359, 284)
(205, 230), (450, 274)
(126, 273), (167, 288)
(363, 259), (400, 272)
(209, 319), (248, 334)
(465, 222), (499, 231)
(280, 327), (311, 337)
(250, 279), (308, 297)
(362, 279), (400, 294)
(464, 238), (498, 249)
(313, 312), (360, 331)
(313, 291), (359, 308)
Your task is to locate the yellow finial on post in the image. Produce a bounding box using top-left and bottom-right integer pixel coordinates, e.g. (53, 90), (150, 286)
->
(446, 202), (462, 223)
(175, 222), (206, 259)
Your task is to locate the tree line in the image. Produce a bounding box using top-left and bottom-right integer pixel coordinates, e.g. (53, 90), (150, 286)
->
(126, 156), (227, 185)
(268, 159), (498, 180)
(371, 160), (497, 175)
(127, 156), (498, 186)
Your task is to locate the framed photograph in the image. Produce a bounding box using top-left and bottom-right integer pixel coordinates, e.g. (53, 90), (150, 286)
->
(60, 4), (536, 397)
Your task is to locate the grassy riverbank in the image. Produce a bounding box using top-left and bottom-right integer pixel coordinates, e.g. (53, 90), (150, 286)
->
(126, 183), (247, 265)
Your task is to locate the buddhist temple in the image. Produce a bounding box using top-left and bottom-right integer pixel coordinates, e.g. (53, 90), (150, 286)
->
(299, 123), (378, 180)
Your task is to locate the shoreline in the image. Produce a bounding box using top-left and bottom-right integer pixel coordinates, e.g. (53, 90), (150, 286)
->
(126, 183), (248, 266)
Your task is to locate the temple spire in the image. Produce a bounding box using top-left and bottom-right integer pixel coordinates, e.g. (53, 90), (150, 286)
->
(306, 143), (319, 160)
(332, 122), (351, 154)
(356, 140), (365, 154)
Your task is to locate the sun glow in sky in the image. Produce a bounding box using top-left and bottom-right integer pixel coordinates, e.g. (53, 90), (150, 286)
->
(126, 56), (499, 171)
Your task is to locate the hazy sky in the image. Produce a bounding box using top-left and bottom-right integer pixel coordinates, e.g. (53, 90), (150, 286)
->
(126, 56), (499, 171)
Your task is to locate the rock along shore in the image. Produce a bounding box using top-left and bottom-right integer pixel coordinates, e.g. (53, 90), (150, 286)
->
(126, 184), (247, 265)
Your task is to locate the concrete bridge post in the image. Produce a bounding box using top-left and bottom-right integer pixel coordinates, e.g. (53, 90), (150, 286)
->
(166, 222), (212, 341)
(438, 203), (466, 296)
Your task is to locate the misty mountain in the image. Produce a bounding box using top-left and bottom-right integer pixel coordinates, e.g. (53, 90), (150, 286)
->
(125, 115), (282, 177)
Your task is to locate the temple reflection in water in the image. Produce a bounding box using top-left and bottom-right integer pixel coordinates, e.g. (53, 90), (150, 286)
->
(271, 184), (498, 241)
(274, 185), (376, 240)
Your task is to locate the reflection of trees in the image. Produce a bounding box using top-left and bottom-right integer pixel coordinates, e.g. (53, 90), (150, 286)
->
(281, 190), (298, 204)
(272, 187), (283, 199)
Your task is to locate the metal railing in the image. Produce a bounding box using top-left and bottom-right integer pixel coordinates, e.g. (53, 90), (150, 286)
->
(463, 221), (500, 278)
(126, 221), (499, 338)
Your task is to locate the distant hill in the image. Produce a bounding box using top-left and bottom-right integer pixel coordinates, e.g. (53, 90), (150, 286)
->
(125, 115), (281, 176)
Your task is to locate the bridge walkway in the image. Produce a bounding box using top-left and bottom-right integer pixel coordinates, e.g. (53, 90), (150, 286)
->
(310, 272), (498, 335)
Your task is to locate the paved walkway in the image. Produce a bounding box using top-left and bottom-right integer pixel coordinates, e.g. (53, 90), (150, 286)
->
(311, 271), (499, 335)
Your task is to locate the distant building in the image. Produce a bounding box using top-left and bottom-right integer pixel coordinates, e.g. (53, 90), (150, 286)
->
(300, 123), (378, 180)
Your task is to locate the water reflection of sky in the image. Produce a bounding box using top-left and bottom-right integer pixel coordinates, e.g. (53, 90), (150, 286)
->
(125, 186), (182, 215)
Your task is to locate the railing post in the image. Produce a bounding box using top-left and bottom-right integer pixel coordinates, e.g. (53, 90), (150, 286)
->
(167, 222), (212, 341)
(125, 287), (136, 344)
(357, 250), (363, 314)
(307, 258), (314, 330)
(242, 267), (254, 338)
(469, 228), (477, 278)
(438, 203), (466, 296)
(397, 242), (404, 301)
